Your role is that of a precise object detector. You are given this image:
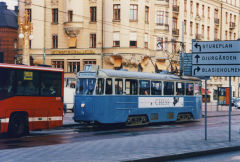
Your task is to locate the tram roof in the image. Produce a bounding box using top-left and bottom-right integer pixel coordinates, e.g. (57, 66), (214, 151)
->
(98, 69), (200, 81)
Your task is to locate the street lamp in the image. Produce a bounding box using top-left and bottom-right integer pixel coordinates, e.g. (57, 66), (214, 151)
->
(18, 10), (33, 65)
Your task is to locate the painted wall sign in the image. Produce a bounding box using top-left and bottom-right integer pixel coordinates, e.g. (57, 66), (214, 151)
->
(192, 41), (240, 53)
(138, 97), (184, 108)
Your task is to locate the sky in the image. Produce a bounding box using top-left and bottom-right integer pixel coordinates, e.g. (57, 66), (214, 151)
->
(1, 0), (18, 10)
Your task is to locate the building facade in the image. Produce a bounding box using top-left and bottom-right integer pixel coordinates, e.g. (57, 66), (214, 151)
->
(19, 0), (240, 101)
(0, 2), (18, 63)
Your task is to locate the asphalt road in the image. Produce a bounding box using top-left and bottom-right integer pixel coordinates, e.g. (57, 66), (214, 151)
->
(1, 115), (240, 151)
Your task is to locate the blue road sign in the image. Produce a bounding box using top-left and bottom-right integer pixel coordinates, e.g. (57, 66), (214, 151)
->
(192, 65), (240, 76)
(192, 53), (240, 65)
(192, 40), (240, 53)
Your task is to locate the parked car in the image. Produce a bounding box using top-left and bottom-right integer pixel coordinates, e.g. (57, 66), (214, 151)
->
(233, 97), (240, 109)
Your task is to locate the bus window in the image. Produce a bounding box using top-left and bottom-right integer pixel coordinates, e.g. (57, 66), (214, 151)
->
(0, 69), (14, 99)
(151, 81), (162, 95)
(115, 79), (123, 95)
(96, 78), (104, 95)
(139, 80), (150, 95)
(105, 78), (112, 95)
(76, 78), (96, 95)
(40, 71), (61, 96)
(194, 82), (202, 96)
(176, 82), (185, 95)
(164, 81), (174, 95)
(186, 83), (194, 96)
(125, 79), (138, 95)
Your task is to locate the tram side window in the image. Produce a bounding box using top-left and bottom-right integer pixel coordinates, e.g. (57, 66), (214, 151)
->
(96, 78), (104, 95)
(0, 69), (14, 99)
(125, 79), (138, 95)
(164, 81), (174, 95)
(115, 79), (123, 95)
(105, 78), (112, 95)
(194, 82), (202, 96)
(186, 83), (194, 96)
(151, 81), (162, 95)
(176, 82), (185, 95)
(139, 80), (150, 95)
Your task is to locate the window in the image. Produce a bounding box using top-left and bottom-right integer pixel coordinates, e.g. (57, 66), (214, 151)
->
(52, 35), (58, 48)
(139, 80), (150, 95)
(225, 30), (228, 40)
(25, 9), (32, 22)
(67, 60), (80, 73)
(90, 34), (96, 48)
(186, 83), (194, 95)
(165, 12), (168, 25)
(184, 0), (187, 12)
(129, 32), (137, 47)
(90, 7), (97, 22)
(115, 79), (123, 95)
(52, 60), (64, 69)
(208, 7), (210, 18)
(176, 82), (185, 95)
(76, 78), (96, 95)
(96, 78), (104, 95)
(0, 69), (14, 99)
(113, 32), (120, 47)
(164, 82), (174, 95)
(113, 4), (120, 21)
(190, 22), (193, 35)
(172, 17), (177, 31)
(125, 79), (138, 95)
(156, 11), (164, 25)
(130, 4), (138, 21)
(68, 10), (73, 22)
(196, 23), (199, 35)
(144, 34), (149, 48)
(184, 20), (187, 34)
(105, 78), (112, 95)
(226, 12), (228, 24)
(201, 25), (204, 39)
(207, 26), (210, 40)
(202, 5), (204, 17)
(190, 1), (193, 14)
(83, 59), (96, 67)
(151, 81), (162, 95)
(145, 6), (149, 23)
(196, 3), (199, 16)
(52, 8), (58, 23)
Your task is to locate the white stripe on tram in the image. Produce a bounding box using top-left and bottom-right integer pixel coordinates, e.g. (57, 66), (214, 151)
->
(0, 116), (62, 123)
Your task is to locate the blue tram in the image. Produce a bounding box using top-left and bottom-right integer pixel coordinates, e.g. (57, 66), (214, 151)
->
(73, 68), (202, 126)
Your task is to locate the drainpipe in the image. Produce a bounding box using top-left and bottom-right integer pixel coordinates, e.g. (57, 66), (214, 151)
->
(43, 0), (46, 64)
(101, 0), (104, 68)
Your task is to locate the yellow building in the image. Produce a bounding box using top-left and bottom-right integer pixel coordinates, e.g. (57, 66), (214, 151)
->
(18, 0), (240, 101)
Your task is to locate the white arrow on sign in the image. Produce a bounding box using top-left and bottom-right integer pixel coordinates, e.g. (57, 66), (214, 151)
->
(192, 53), (240, 65)
(192, 41), (240, 53)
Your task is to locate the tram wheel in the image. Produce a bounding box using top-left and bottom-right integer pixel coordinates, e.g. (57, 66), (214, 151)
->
(8, 113), (29, 137)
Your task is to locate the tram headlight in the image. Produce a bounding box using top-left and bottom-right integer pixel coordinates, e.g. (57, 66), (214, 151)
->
(81, 103), (85, 108)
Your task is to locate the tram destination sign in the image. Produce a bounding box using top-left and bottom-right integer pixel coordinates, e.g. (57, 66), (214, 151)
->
(192, 40), (240, 53)
(192, 65), (240, 76)
(192, 53), (240, 65)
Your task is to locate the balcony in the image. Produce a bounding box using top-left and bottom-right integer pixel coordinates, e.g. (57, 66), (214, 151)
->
(214, 18), (219, 25)
(64, 21), (83, 37)
(155, 0), (169, 6)
(173, 5), (179, 13)
(172, 29), (179, 36)
(196, 34), (202, 40)
(155, 24), (169, 32)
(230, 22), (236, 29)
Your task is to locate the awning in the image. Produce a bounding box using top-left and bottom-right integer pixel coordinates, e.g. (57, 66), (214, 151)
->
(155, 60), (165, 70)
(114, 57), (122, 67)
(69, 37), (77, 48)
(202, 88), (211, 94)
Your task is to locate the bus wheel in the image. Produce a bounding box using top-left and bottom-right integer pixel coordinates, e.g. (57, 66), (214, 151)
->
(8, 114), (29, 137)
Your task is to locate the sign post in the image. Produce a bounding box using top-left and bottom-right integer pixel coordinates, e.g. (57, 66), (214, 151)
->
(192, 40), (240, 142)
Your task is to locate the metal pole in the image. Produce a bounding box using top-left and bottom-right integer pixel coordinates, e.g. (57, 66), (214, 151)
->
(205, 78), (207, 140)
(182, 21), (184, 76)
(229, 77), (232, 142)
(217, 86), (219, 111)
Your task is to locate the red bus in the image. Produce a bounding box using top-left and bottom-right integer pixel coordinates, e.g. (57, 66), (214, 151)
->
(0, 63), (64, 137)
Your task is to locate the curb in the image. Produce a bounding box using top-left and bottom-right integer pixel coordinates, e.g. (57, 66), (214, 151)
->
(127, 146), (240, 162)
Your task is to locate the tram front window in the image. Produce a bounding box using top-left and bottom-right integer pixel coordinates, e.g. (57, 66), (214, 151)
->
(76, 78), (96, 95)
